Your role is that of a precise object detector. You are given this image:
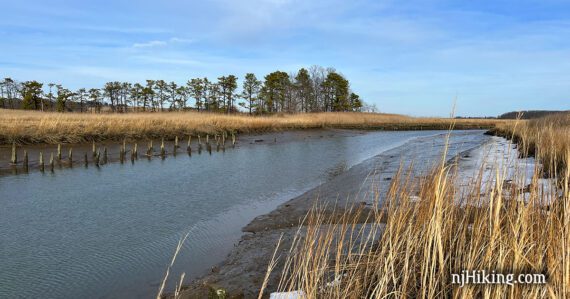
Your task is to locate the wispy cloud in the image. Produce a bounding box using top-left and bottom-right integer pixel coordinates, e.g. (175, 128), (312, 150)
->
(132, 37), (194, 48)
(132, 40), (168, 48)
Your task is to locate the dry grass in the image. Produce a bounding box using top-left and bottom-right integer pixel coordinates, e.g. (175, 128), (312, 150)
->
(0, 109), (503, 145)
(494, 113), (570, 175)
(260, 124), (569, 298)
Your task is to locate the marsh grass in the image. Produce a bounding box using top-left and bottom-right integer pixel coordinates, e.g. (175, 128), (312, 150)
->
(494, 113), (570, 176)
(257, 122), (569, 298)
(0, 109), (502, 145)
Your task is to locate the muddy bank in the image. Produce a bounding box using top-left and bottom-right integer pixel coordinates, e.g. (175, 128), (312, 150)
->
(174, 131), (490, 299)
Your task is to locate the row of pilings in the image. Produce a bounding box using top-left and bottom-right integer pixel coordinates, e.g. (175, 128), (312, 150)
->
(6, 132), (237, 174)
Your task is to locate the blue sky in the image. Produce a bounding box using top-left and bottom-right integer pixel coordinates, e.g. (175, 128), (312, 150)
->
(1, 0), (569, 116)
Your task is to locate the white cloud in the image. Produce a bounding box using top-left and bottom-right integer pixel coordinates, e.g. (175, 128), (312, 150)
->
(132, 40), (167, 48)
(132, 37), (194, 49)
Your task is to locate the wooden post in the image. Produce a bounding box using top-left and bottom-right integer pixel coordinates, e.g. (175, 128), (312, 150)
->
(39, 152), (44, 172)
(160, 138), (166, 157)
(132, 143), (138, 160)
(11, 142), (17, 164)
(92, 140), (96, 157)
(121, 139), (127, 161)
(187, 135), (192, 152)
(232, 133), (236, 148)
(198, 136), (202, 153)
(147, 140), (153, 156)
(49, 153), (54, 172)
(68, 148), (73, 166)
(95, 150), (100, 167)
(84, 152), (88, 167)
(23, 150), (29, 171)
(57, 144), (62, 160)
(175, 136), (179, 148)
(103, 147), (108, 164)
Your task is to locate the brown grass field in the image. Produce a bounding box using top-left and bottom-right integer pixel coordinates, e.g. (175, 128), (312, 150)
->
(0, 109), (504, 145)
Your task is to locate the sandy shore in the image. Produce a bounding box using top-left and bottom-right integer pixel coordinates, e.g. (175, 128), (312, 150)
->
(174, 131), (490, 298)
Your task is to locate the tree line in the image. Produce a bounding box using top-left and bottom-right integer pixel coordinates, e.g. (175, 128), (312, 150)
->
(0, 66), (366, 114)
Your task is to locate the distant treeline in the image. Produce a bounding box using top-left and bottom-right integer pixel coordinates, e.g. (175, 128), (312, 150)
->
(0, 66), (370, 114)
(498, 110), (569, 119)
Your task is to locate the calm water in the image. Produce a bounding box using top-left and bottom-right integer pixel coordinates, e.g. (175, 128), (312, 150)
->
(0, 130), (473, 298)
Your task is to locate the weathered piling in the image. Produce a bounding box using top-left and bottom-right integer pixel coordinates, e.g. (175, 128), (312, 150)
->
(49, 153), (54, 172)
(23, 150), (29, 171)
(160, 138), (166, 158)
(131, 145), (136, 163)
(232, 133), (236, 148)
(84, 152), (88, 167)
(39, 152), (44, 172)
(207, 142), (212, 155)
(95, 150), (101, 167)
(147, 140), (153, 156)
(121, 139), (127, 161)
(187, 135), (192, 153)
(57, 144), (62, 160)
(198, 136), (203, 153)
(68, 148), (73, 166)
(11, 142), (18, 164)
(132, 143), (138, 160)
(175, 136), (179, 148)
(92, 140), (97, 157)
(103, 147), (108, 164)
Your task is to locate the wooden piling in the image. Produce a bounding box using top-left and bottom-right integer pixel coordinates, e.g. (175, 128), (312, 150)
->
(11, 142), (17, 164)
(132, 143), (138, 160)
(147, 140), (153, 156)
(160, 138), (166, 157)
(68, 148), (73, 166)
(187, 135), (192, 152)
(23, 150), (29, 171)
(175, 136), (179, 148)
(39, 152), (44, 172)
(49, 153), (54, 172)
(92, 140), (97, 157)
(232, 133), (236, 148)
(121, 139), (127, 160)
(84, 152), (88, 167)
(57, 144), (62, 160)
(103, 147), (108, 164)
(95, 150), (100, 167)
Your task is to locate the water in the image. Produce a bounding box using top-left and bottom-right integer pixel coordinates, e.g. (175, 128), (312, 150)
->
(0, 130), (477, 298)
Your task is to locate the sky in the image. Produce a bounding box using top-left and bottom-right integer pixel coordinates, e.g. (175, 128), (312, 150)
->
(0, 0), (569, 117)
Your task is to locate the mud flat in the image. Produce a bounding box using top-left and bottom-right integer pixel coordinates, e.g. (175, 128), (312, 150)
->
(175, 131), (490, 298)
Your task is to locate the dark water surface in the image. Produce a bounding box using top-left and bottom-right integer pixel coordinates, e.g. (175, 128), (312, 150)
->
(0, 130), (483, 298)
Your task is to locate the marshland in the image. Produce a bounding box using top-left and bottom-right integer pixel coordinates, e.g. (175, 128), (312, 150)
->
(2, 0), (570, 298)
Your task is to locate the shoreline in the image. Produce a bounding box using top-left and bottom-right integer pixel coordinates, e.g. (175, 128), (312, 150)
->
(173, 130), (491, 298)
(0, 109), (504, 145)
